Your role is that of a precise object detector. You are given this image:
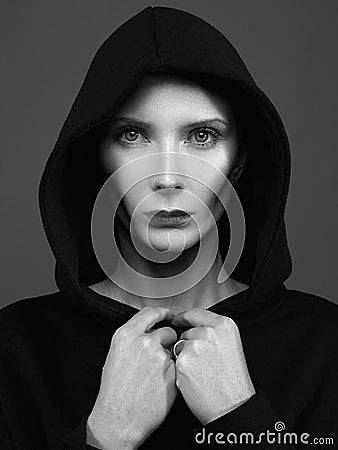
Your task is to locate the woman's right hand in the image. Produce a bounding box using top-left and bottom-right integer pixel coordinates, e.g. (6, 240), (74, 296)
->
(86, 306), (177, 450)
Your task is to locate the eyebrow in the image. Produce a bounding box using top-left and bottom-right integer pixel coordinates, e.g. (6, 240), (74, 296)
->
(109, 116), (230, 129)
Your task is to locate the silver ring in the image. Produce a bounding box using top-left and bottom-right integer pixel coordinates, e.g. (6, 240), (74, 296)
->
(171, 339), (187, 359)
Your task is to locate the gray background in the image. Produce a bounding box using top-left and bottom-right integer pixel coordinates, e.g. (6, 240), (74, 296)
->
(1, 0), (337, 308)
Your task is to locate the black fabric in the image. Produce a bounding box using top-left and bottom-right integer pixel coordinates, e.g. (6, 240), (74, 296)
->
(1, 6), (338, 449)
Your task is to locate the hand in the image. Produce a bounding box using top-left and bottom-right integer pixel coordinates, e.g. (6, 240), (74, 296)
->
(87, 306), (177, 450)
(171, 308), (256, 425)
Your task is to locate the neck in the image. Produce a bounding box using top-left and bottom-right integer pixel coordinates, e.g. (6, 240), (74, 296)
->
(90, 224), (249, 314)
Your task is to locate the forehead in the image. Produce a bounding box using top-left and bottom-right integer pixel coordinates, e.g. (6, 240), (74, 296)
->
(115, 72), (233, 119)
(138, 72), (202, 90)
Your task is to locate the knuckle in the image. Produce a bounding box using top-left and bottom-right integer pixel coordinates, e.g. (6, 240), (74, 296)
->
(204, 326), (214, 340)
(187, 339), (200, 353)
(139, 335), (153, 349)
(215, 316), (227, 327)
(176, 350), (194, 374)
(156, 350), (168, 364)
(226, 317), (238, 331)
(216, 315), (237, 330)
(113, 326), (130, 341)
(176, 355), (187, 373)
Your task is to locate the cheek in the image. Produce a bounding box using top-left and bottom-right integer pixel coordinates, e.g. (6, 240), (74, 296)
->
(195, 146), (238, 220)
(122, 189), (143, 214)
(100, 145), (146, 210)
(100, 141), (128, 174)
(203, 149), (236, 194)
(194, 177), (225, 212)
(100, 142), (114, 173)
(120, 178), (151, 216)
(215, 142), (239, 173)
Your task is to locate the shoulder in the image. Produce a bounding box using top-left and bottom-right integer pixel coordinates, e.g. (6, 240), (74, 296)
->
(284, 288), (338, 316)
(0, 291), (73, 339)
(282, 287), (338, 340)
(0, 291), (67, 317)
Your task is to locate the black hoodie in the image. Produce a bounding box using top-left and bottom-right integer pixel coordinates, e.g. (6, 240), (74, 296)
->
(1, 6), (337, 450)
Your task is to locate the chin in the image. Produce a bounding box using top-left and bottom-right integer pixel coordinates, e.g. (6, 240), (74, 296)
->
(145, 227), (199, 254)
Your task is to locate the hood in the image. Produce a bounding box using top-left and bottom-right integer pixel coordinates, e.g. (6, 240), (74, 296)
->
(39, 6), (292, 330)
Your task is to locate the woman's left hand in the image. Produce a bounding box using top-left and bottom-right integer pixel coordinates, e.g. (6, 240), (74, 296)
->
(171, 308), (256, 425)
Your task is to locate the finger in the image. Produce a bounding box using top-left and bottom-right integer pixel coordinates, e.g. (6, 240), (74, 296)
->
(180, 326), (207, 341)
(171, 308), (221, 328)
(128, 307), (174, 333)
(163, 348), (174, 359)
(172, 339), (186, 357)
(150, 326), (177, 349)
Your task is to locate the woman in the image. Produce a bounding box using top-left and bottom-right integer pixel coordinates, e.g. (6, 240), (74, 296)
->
(0, 6), (337, 450)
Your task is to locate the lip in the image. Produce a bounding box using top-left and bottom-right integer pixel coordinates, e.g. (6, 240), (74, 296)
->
(146, 208), (192, 217)
(145, 209), (193, 228)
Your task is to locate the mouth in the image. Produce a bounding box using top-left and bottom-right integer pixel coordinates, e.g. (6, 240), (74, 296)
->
(147, 209), (192, 228)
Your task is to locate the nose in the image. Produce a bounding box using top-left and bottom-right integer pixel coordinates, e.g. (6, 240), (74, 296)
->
(152, 174), (184, 191)
(151, 144), (186, 191)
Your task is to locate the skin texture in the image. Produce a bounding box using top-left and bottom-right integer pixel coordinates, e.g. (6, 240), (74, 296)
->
(87, 74), (255, 448)
(172, 308), (256, 425)
(90, 72), (248, 314)
(87, 307), (178, 449)
(86, 306), (256, 449)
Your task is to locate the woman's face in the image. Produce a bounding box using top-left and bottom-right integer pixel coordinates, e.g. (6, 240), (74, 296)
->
(100, 73), (245, 253)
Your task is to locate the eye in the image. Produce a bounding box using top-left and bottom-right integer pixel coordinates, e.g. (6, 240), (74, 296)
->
(195, 131), (209, 142)
(186, 128), (222, 148)
(115, 127), (149, 145)
(124, 129), (139, 141)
